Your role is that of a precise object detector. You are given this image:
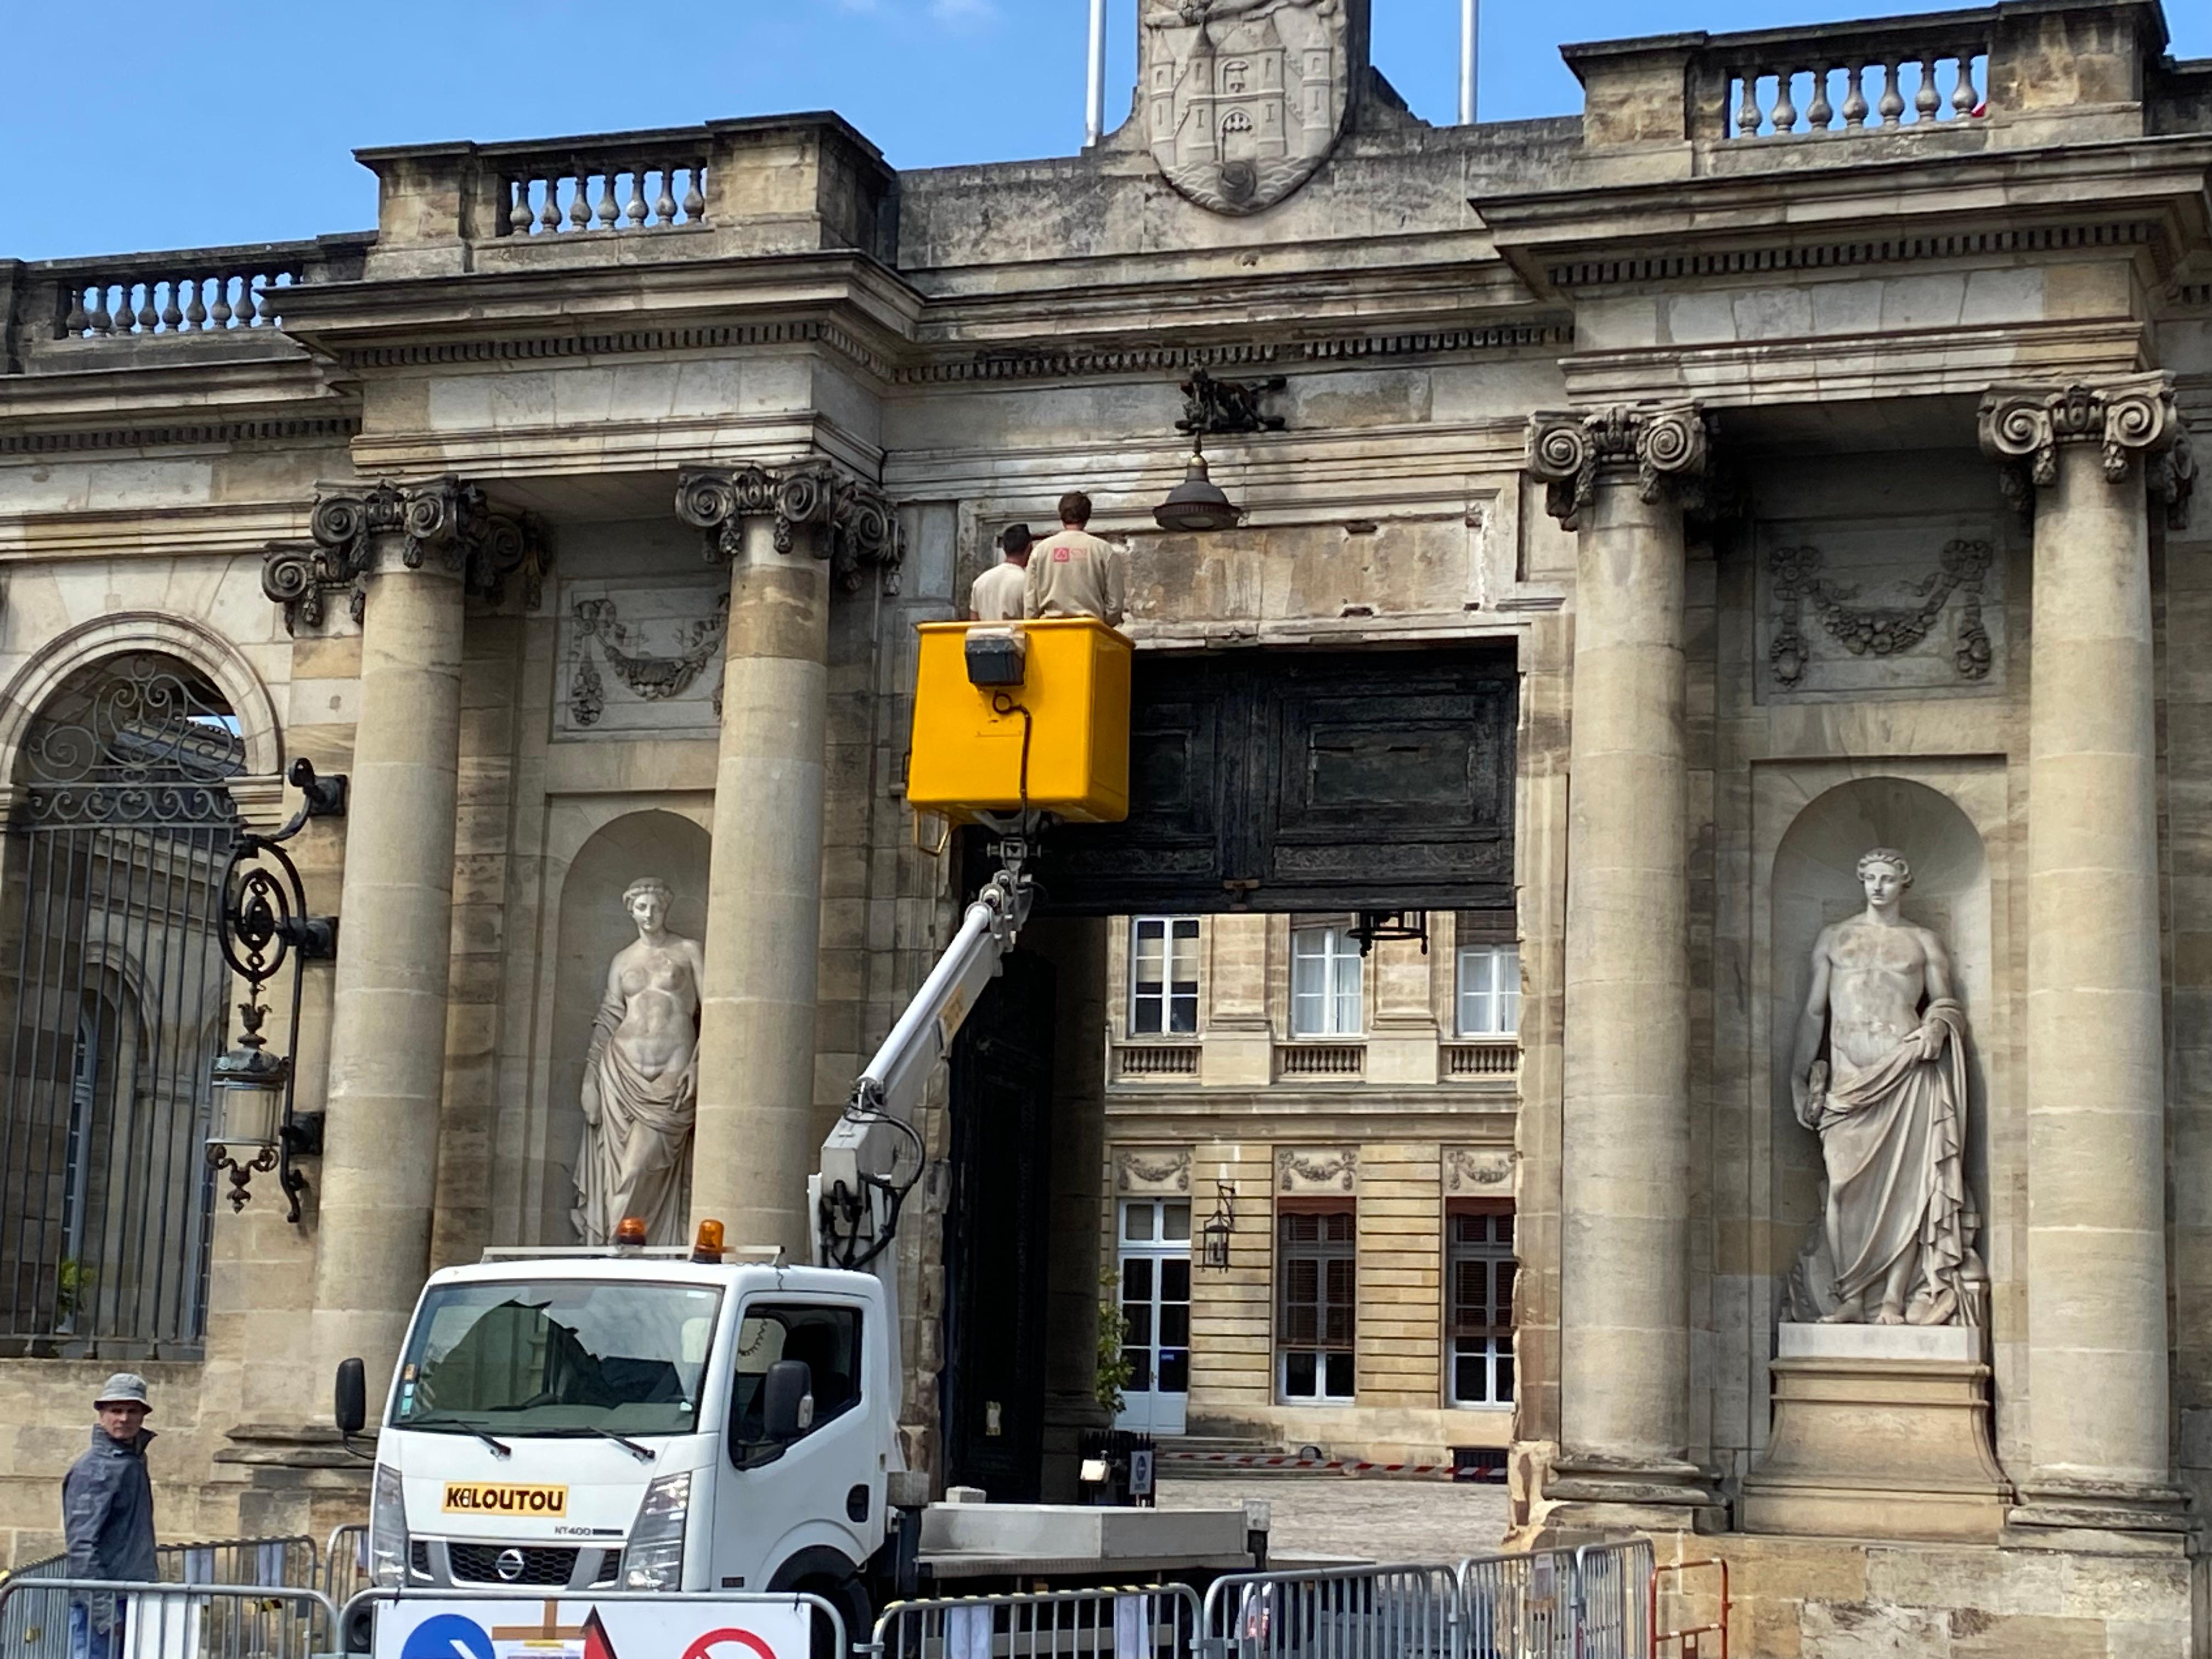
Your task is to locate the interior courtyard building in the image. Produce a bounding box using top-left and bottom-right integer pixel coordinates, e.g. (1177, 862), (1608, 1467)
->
(3, 0), (2211, 1649)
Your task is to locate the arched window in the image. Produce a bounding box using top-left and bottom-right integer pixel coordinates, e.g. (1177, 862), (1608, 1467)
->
(1, 652), (241, 1353)
(1222, 109), (1255, 134)
(1221, 59), (1250, 94)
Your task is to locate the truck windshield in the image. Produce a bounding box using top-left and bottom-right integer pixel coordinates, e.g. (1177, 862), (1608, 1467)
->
(392, 1280), (721, 1437)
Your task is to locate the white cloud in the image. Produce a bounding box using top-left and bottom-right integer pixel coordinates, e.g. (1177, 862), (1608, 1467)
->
(930, 0), (998, 18)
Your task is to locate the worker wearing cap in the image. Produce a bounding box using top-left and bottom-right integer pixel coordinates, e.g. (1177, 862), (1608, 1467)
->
(1024, 492), (1126, 627)
(61, 1373), (157, 1659)
(969, 523), (1034, 622)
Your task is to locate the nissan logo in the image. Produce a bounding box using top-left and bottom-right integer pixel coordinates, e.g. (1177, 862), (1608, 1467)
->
(495, 1548), (525, 1583)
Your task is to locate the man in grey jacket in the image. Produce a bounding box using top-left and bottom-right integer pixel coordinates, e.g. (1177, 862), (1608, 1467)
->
(61, 1373), (157, 1659)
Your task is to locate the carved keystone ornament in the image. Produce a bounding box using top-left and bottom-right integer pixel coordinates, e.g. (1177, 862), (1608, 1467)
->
(1978, 373), (2196, 529)
(1141, 0), (1351, 216)
(1524, 404), (1712, 529)
(262, 476), (550, 634)
(676, 461), (902, 594)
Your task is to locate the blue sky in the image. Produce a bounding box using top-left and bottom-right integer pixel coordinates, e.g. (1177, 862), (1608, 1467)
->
(2, 0), (2206, 262)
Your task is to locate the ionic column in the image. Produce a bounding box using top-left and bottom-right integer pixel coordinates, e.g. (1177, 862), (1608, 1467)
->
(1524, 405), (1716, 1520)
(677, 465), (898, 1256)
(1981, 377), (2195, 1535)
(267, 479), (548, 1391)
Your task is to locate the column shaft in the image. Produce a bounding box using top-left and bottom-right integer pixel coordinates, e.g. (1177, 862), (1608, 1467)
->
(1559, 476), (1693, 1469)
(308, 563), (464, 1387)
(693, 517), (831, 1255)
(2024, 439), (2168, 1491)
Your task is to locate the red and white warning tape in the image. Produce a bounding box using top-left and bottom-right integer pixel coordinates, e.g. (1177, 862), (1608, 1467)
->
(1158, 1451), (1470, 1479)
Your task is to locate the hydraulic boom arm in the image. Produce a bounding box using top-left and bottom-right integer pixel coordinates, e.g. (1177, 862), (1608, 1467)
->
(811, 861), (1034, 1278)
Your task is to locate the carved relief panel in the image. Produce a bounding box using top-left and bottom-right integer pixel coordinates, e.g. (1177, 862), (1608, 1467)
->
(556, 579), (729, 737)
(1752, 515), (2007, 703)
(1276, 1146), (1358, 1195)
(1116, 1148), (1194, 1194)
(1443, 1146), (1514, 1196)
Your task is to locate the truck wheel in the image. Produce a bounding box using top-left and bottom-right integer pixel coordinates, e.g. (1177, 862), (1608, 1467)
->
(797, 1573), (870, 1659)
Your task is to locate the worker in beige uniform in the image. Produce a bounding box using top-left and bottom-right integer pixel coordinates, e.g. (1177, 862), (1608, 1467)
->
(1024, 492), (1126, 627)
(969, 523), (1034, 622)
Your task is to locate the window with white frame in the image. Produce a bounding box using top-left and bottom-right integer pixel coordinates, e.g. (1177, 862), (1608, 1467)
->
(1290, 924), (1362, 1037)
(1455, 942), (1521, 1037)
(1448, 1204), (1515, 1406)
(1277, 1207), (1356, 1402)
(1130, 916), (1201, 1035)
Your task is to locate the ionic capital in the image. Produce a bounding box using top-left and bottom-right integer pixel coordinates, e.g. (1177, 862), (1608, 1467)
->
(1978, 374), (2194, 528)
(261, 476), (550, 634)
(1525, 403), (1711, 528)
(676, 460), (902, 594)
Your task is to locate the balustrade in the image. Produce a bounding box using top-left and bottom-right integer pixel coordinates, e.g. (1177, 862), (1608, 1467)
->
(497, 153), (709, 236)
(60, 263), (299, 338)
(1724, 42), (1987, 139)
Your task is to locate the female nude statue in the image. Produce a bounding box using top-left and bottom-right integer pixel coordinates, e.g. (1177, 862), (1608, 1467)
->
(1787, 848), (1982, 1326)
(572, 877), (704, 1246)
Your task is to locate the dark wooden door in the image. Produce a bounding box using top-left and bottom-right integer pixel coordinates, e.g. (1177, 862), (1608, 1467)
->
(940, 952), (1057, 1501)
(1001, 645), (1516, 915)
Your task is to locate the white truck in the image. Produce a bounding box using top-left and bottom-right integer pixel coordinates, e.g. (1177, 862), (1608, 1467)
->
(335, 856), (1260, 1654)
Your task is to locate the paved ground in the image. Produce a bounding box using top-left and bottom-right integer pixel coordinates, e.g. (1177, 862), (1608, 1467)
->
(1156, 1476), (1511, 1564)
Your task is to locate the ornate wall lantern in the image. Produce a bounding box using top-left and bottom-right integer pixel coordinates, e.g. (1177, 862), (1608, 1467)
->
(1201, 1181), (1237, 1271)
(208, 758), (346, 1221)
(1152, 369), (1285, 533)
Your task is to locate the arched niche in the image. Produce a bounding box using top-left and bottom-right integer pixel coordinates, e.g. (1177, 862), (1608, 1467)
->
(544, 810), (712, 1243)
(1768, 776), (1993, 1297)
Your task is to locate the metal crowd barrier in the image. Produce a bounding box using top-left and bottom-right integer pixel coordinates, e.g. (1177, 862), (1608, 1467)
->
(1571, 1541), (1654, 1659)
(1202, 1563), (1457, 1659)
(871, 1584), (1202, 1659)
(320, 1525), (369, 1615)
(0, 1577), (338, 1659)
(1457, 1547), (1577, 1659)
(0, 1536), (325, 1659)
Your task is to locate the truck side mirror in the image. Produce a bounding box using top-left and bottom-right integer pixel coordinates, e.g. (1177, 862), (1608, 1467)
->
(763, 1359), (815, 1442)
(334, 1358), (367, 1437)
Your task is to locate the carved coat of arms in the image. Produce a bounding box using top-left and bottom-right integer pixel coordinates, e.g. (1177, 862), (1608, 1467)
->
(1142, 0), (1349, 216)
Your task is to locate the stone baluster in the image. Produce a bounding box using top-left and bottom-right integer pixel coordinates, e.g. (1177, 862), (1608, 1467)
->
(1805, 66), (1833, 131)
(270, 479), (549, 1393)
(1735, 72), (1762, 138)
(1877, 61), (1906, 126)
(1770, 72), (1798, 134)
(1523, 404), (1719, 1528)
(1841, 62), (1870, 127)
(1979, 376), (2196, 1542)
(675, 461), (901, 1255)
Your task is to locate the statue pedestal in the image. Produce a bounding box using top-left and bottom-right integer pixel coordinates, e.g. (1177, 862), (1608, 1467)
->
(1740, 1323), (2010, 1543)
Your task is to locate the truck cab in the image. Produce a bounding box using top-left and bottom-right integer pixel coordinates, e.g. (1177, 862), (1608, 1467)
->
(362, 1246), (893, 1633)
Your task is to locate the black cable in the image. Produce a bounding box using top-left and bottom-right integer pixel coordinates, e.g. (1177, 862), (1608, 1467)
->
(990, 690), (1034, 837)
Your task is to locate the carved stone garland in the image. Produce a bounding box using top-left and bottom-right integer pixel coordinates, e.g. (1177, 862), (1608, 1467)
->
(261, 476), (550, 633)
(568, 592), (731, 729)
(1523, 403), (1712, 529)
(1768, 538), (1994, 688)
(674, 461), (903, 594)
(1978, 375), (2196, 530)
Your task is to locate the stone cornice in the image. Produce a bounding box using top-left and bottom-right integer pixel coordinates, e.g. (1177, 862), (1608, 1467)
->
(0, 415), (358, 456)
(675, 461), (901, 594)
(1525, 403), (1711, 527)
(271, 250), (923, 373)
(1978, 373), (2194, 527)
(261, 476), (551, 634)
(1479, 136), (2212, 298)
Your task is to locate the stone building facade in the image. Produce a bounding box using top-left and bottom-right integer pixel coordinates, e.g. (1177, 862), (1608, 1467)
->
(1, 1), (2210, 1651)
(1101, 911), (1520, 1465)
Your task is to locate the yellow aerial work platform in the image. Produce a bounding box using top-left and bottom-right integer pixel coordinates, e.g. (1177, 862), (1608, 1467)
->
(906, 617), (1132, 825)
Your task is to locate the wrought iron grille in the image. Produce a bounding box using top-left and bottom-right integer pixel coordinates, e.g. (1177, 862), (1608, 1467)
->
(0, 652), (244, 1355)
